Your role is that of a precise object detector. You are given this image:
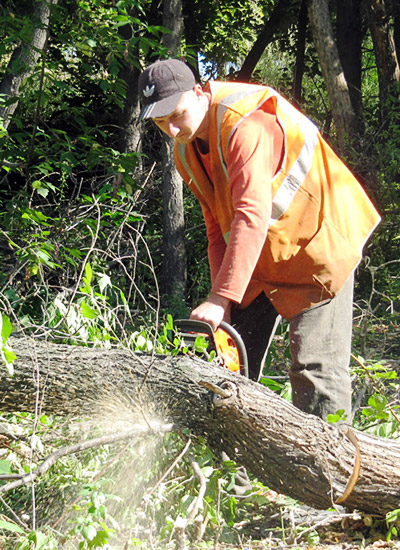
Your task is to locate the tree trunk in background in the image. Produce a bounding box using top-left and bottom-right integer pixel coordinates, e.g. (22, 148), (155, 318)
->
(336, 0), (364, 135)
(363, 0), (400, 124)
(292, 0), (308, 107)
(161, 0), (187, 315)
(308, 0), (359, 150)
(0, 0), (58, 130)
(117, 17), (143, 162)
(236, 0), (301, 82)
(118, 66), (142, 155)
(2, 337), (400, 516)
(161, 135), (187, 314)
(388, 0), (400, 64)
(162, 0), (184, 56)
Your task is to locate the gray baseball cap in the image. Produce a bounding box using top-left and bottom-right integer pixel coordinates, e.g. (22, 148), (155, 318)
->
(138, 59), (196, 121)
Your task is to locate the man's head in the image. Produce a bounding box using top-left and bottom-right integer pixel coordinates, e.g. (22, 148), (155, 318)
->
(138, 59), (196, 121)
(138, 59), (210, 144)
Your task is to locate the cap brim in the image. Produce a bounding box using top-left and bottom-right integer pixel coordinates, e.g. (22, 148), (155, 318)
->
(138, 91), (185, 122)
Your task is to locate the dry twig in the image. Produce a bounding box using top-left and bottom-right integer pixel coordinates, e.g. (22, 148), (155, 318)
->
(0, 423), (173, 493)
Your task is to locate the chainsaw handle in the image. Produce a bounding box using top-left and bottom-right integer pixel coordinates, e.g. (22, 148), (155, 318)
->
(218, 321), (249, 378)
(174, 319), (249, 378)
(174, 319), (214, 338)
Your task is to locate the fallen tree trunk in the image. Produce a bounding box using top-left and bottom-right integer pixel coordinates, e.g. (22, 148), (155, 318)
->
(1, 337), (400, 515)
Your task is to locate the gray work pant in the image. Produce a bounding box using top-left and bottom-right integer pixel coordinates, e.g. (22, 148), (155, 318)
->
(230, 274), (354, 422)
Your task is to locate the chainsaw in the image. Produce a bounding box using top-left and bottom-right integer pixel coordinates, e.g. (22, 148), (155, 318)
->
(174, 319), (249, 378)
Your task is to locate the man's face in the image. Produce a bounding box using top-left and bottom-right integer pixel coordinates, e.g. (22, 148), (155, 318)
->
(152, 86), (208, 144)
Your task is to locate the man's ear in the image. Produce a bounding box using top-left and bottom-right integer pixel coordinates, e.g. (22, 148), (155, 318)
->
(193, 84), (204, 97)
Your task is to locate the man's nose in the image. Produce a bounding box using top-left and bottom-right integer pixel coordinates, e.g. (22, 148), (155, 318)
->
(168, 122), (180, 138)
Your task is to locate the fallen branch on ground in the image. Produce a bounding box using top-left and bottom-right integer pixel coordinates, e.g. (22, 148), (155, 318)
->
(1, 336), (400, 515)
(0, 422), (173, 493)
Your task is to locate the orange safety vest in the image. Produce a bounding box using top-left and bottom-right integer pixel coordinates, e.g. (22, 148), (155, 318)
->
(174, 82), (380, 319)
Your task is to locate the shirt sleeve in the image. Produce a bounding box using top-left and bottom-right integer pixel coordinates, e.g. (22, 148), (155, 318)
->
(211, 109), (283, 303)
(200, 202), (227, 283)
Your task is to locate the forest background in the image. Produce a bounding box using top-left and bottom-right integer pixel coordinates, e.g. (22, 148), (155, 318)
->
(0, 0), (399, 548)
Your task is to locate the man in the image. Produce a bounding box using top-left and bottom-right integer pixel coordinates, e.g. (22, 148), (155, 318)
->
(138, 58), (380, 422)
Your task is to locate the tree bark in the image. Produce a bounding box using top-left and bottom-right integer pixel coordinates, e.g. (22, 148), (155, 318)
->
(162, 0), (184, 56)
(336, 0), (364, 135)
(2, 337), (400, 516)
(236, 0), (301, 82)
(308, 0), (359, 149)
(387, 0), (400, 64)
(161, 0), (187, 314)
(363, 0), (400, 123)
(292, 0), (308, 107)
(161, 135), (187, 313)
(116, 14), (143, 162)
(118, 66), (143, 155)
(0, 0), (58, 130)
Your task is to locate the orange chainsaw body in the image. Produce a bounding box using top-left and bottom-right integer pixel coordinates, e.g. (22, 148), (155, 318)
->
(175, 319), (249, 378)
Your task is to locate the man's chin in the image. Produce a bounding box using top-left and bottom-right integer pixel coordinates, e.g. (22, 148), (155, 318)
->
(176, 134), (195, 144)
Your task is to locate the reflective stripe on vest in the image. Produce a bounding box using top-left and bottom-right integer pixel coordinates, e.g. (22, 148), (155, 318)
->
(176, 143), (204, 197)
(215, 88), (319, 227)
(269, 116), (318, 227)
(216, 87), (266, 180)
(178, 87), (319, 226)
(176, 87), (266, 192)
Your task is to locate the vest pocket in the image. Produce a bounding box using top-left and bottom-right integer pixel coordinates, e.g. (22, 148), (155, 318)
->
(302, 218), (360, 296)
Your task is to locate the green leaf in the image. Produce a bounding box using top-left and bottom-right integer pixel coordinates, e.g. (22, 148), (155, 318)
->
(80, 262), (93, 293)
(0, 459), (12, 474)
(260, 377), (283, 392)
(166, 314), (174, 330)
(1, 314), (13, 341)
(36, 186), (49, 198)
(82, 524), (97, 541)
(376, 370), (397, 379)
(21, 209), (50, 224)
(200, 466), (214, 478)
(0, 519), (25, 534)
(85, 262), (93, 285)
(81, 301), (98, 320)
(40, 414), (53, 426)
(68, 248), (84, 259)
(37, 249), (60, 268)
(326, 409), (346, 424)
(3, 348), (17, 363)
(97, 504), (106, 519)
(386, 509), (400, 525)
(130, 539), (143, 547)
(27, 530), (49, 547)
(307, 530), (320, 545)
(362, 408), (375, 417)
(89, 529), (110, 547)
(368, 393), (387, 412)
(194, 335), (208, 354)
(98, 273), (111, 293)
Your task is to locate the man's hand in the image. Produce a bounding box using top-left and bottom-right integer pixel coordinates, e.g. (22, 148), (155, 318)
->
(190, 292), (231, 332)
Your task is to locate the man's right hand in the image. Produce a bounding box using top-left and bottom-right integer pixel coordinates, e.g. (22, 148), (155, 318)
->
(190, 292), (231, 332)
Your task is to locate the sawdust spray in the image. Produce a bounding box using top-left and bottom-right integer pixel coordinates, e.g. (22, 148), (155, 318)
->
(54, 387), (174, 548)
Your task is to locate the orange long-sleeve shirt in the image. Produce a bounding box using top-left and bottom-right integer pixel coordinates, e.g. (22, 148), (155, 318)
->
(196, 109), (284, 304)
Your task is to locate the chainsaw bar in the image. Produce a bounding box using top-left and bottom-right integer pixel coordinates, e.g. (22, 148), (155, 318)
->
(175, 319), (249, 378)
